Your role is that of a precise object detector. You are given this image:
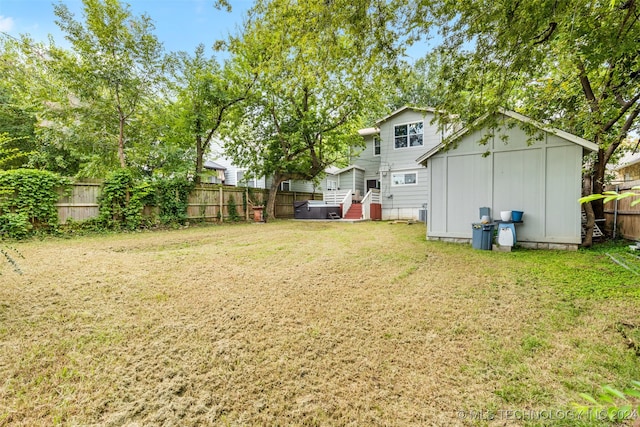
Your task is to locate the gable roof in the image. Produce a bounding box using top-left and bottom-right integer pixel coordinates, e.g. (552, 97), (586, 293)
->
(334, 165), (366, 175)
(356, 106), (438, 136)
(416, 108), (599, 165)
(375, 106), (437, 125)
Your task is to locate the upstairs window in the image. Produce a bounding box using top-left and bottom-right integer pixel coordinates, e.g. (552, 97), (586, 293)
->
(374, 136), (381, 156)
(394, 121), (423, 149)
(280, 180), (291, 191)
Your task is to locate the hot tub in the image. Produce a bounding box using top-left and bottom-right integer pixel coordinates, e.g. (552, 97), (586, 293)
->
(293, 200), (341, 219)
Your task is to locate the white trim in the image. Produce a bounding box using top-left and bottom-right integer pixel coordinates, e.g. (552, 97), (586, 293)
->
(358, 127), (380, 136)
(391, 171), (418, 186)
(375, 106), (437, 125)
(280, 180), (291, 191)
(393, 120), (424, 150)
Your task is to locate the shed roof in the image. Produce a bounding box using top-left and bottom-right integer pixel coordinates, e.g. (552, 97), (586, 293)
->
(416, 108), (598, 165)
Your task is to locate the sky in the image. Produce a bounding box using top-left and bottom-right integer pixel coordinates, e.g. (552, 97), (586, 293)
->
(0, 0), (254, 56)
(0, 0), (429, 61)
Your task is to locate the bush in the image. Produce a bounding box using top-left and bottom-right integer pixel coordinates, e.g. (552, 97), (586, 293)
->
(0, 212), (32, 239)
(0, 169), (70, 237)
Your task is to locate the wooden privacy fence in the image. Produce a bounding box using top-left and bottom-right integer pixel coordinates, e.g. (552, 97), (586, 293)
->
(56, 180), (323, 224)
(604, 180), (640, 240)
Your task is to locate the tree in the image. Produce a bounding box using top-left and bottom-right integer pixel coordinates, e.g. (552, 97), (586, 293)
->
(49, 0), (166, 173)
(222, 0), (399, 218)
(413, 0), (640, 247)
(171, 45), (253, 183)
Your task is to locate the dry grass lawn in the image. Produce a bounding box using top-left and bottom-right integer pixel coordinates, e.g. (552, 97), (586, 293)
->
(1, 221), (639, 426)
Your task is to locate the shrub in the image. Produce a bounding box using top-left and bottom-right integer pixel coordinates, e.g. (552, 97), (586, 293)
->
(0, 212), (32, 239)
(0, 169), (70, 236)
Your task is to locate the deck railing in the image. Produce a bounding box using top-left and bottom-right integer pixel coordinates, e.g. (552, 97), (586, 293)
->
(361, 189), (380, 220)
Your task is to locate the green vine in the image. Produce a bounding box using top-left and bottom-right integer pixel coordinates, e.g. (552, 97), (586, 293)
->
(0, 169), (70, 238)
(98, 169), (151, 230)
(228, 195), (240, 222)
(152, 178), (194, 225)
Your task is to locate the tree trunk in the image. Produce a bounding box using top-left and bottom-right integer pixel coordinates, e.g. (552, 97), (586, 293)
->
(581, 173), (595, 248)
(590, 149), (607, 219)
(195, 134), (204, 185)
(266, 173), (284, 219)
(118, 115), (126, 168)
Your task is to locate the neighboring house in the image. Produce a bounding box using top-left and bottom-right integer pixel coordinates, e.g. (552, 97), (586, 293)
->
(336, 106), (451, 220)
(205, 138), (336, 193)
(202, 160), (227, 184)
(612, 151), (640, 183)
(416, 109), (598, 249)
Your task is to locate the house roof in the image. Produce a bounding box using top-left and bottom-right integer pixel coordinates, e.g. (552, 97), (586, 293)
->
(358, 127), (379, 136)
(356, 106), (438, 136)
(375, 106), (437, 125)
(334, 165), (366, 175)
(324, 166), (341, 175)
(613, 151), (640, 170)
(416, 108), (599, 165)
(203, 160), (227, 171)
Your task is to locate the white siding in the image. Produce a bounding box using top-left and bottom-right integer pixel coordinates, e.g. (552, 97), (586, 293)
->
(377, 109), (442, 219)
(426, 116), (585, 245)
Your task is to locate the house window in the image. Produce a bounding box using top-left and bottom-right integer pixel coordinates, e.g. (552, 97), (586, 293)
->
(373, 137), (381, 156)
(281, 180), (291, 191)
(394, 121), (423, 149)
(391, 172), (418, 186)
(327, 180), (337, 190)
(237, 170), (257, 188)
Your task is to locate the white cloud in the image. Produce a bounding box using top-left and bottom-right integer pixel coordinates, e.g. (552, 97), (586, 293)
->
(0, 15), (14, 32)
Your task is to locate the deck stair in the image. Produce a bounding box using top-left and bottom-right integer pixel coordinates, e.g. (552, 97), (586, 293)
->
(343, 203), (363, 220)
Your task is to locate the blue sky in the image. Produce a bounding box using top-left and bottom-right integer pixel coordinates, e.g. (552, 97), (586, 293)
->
(0, 0), (429, 61)
(0, 0), (254, 55)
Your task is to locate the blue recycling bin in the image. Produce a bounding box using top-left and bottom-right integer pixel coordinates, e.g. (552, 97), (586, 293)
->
(472, 223), (494, 250)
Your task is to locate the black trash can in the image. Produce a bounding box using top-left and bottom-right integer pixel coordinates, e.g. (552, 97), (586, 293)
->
(472, 223), (494, 250)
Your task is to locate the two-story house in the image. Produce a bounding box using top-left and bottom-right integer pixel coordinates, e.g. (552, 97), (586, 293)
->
(333, 106), (449, 220)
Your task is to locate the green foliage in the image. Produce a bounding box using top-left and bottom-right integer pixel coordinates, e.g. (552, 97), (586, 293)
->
(152, 178), (194, 225)
(98, 169), (150, 230)
(0, 133), (30, 170)
(98, 170), (194, 230)
(46, 0), (167, 172)
(0, 169), (70, 237)
(227, 195), (240, 222)
(573, 381), (640, 423)
(579, 187), (640, 207)
(0, 212), (32, 239)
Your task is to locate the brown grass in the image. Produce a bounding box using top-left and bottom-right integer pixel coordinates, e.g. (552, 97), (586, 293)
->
(1, 221), (638, 426)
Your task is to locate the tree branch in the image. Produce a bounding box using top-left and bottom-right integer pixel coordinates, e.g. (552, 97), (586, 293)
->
(578, 62), (599, 113)
(602, 92), (640, 132)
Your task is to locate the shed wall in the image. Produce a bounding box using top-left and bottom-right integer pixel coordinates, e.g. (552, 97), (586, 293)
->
(427, 123), (584, 245)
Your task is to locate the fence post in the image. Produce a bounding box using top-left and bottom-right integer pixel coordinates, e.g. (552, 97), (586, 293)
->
(245, 187), (249, 221)
(219, 186), (223, 223)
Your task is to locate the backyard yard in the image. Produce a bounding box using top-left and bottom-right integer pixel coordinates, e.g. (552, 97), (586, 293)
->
(1, 221), (639, 426)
